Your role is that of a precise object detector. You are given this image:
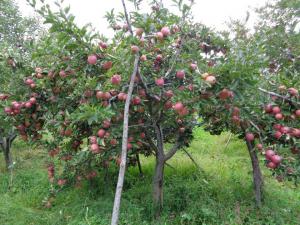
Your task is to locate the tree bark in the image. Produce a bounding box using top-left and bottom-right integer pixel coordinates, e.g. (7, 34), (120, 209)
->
(245, 138), (263, 207)
(153, 156), (165, 218)
(1, 137), (13, 171)
(136, 154), (143, 177)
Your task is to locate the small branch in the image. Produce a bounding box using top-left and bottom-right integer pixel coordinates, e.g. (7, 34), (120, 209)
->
(121, 0), (133, 35)
(164, 134), (181, 161)
(258, 88), (300, 106)
(182, 149), (203, 171)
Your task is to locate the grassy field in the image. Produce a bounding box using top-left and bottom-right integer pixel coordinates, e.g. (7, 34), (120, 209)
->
(0, 128), (299, 225)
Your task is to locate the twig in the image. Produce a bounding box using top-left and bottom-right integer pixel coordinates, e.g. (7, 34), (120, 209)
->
(258, 88), (300, 106)
(182, 149), (203, 171)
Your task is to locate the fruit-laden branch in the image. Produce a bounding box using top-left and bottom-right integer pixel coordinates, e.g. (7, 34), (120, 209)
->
(258, 88), (300, 106)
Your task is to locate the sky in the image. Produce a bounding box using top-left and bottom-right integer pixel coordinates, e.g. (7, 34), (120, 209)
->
(16, 0), (269, 36)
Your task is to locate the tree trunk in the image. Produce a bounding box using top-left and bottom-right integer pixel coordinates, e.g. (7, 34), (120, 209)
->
(153, 156), (165, 218)
(136, 154), (143, 177)
(245, 139), (263, 207)
(2, 138), (13, 171)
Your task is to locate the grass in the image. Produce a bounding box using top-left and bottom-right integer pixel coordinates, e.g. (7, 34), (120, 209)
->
(0, 128), (299, 225)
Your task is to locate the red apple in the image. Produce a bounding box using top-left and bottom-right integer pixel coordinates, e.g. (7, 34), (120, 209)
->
(272, 106), (281, 114)
(161, 26), (170, 36)
(265, 149), (275, 160)
(155, 78), (164, 87)
(131, 45), (139, 54)
(156, 32), (164, 40)
(156, 54), (163, 61)
(267, 161), (277, 169)
(205, 75), (216, 85)
(275, 113), (283, 120)
(264, 104), (273, 113)
(295, 109), (300, 117)
(271, 155), (282, 164)
(102, 61), (113, 70)
(87, 55), (97, 65)
(164, 90), (174, 98)
(140, 55), (147, 61)
(288, 87), (298, 96)
(110, 139), (118, 146)
(102, 120), (111, 129)
(173, 102), (184, 111)
(256, 143), (263, 151)
(274, 131), (282, 139)
(97, 129), (106, 138)
(111, 74), (121, 85)
(190, 63), (197, 71)
(245, 133), (255, 142)
(176, 70), (185, 79)
(140, 133), (146, 139)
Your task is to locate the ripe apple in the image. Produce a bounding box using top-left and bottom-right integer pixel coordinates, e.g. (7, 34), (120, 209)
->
(127, 143), (132, 150)
(118, 92), (127, 101)
(173, 102), (184, 111)
(295, 109), (300, 117)
(156, 32), (164, 40)
(245, 133), (255, 142)
(140, 133), (146, 139)
(131, 45), (139, 54)
(110, 139), (118, 146)
(256, 143), (263, 151)
(140, 55), (147, 61)
(164, 90), (174, 98)
(267, 161), (277, 169)
(205, 75), (216, 84)
(272, 106), (281, 114)
(271, 155), (282, 164)
(164, 101), (173, 109)
(156, 54), (163, 61)
(90, 144), (99, 152)
(102, 61), (113, 70)
(264, 104), (273, 113)
(176, 70), (185, 79)
(102, 120), (111, 129)
(59, 70), (67, 78)
(111, 74), (121, 85)
(132, 96), (141, 105)
(97, 129), (106, 138)
(273, 131), (282, 139)
(155, 78), (164, 87)
(24, 102), (32, 108)
(265, 149), (275, 160)
(288, 87), (298, 96)
(87, 55), (97, 65)
(190, 63), (197, 71)
(57, 179), (66, 186)
(99, 41), (108, 49)
(275, 113), (283, 120)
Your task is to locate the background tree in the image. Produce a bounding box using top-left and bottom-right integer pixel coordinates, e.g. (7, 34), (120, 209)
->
(0, 0), (44, 170)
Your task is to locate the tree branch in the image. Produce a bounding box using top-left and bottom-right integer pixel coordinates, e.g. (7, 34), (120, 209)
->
(258, 88), (300, 106)
(164, 134), (181, 161)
